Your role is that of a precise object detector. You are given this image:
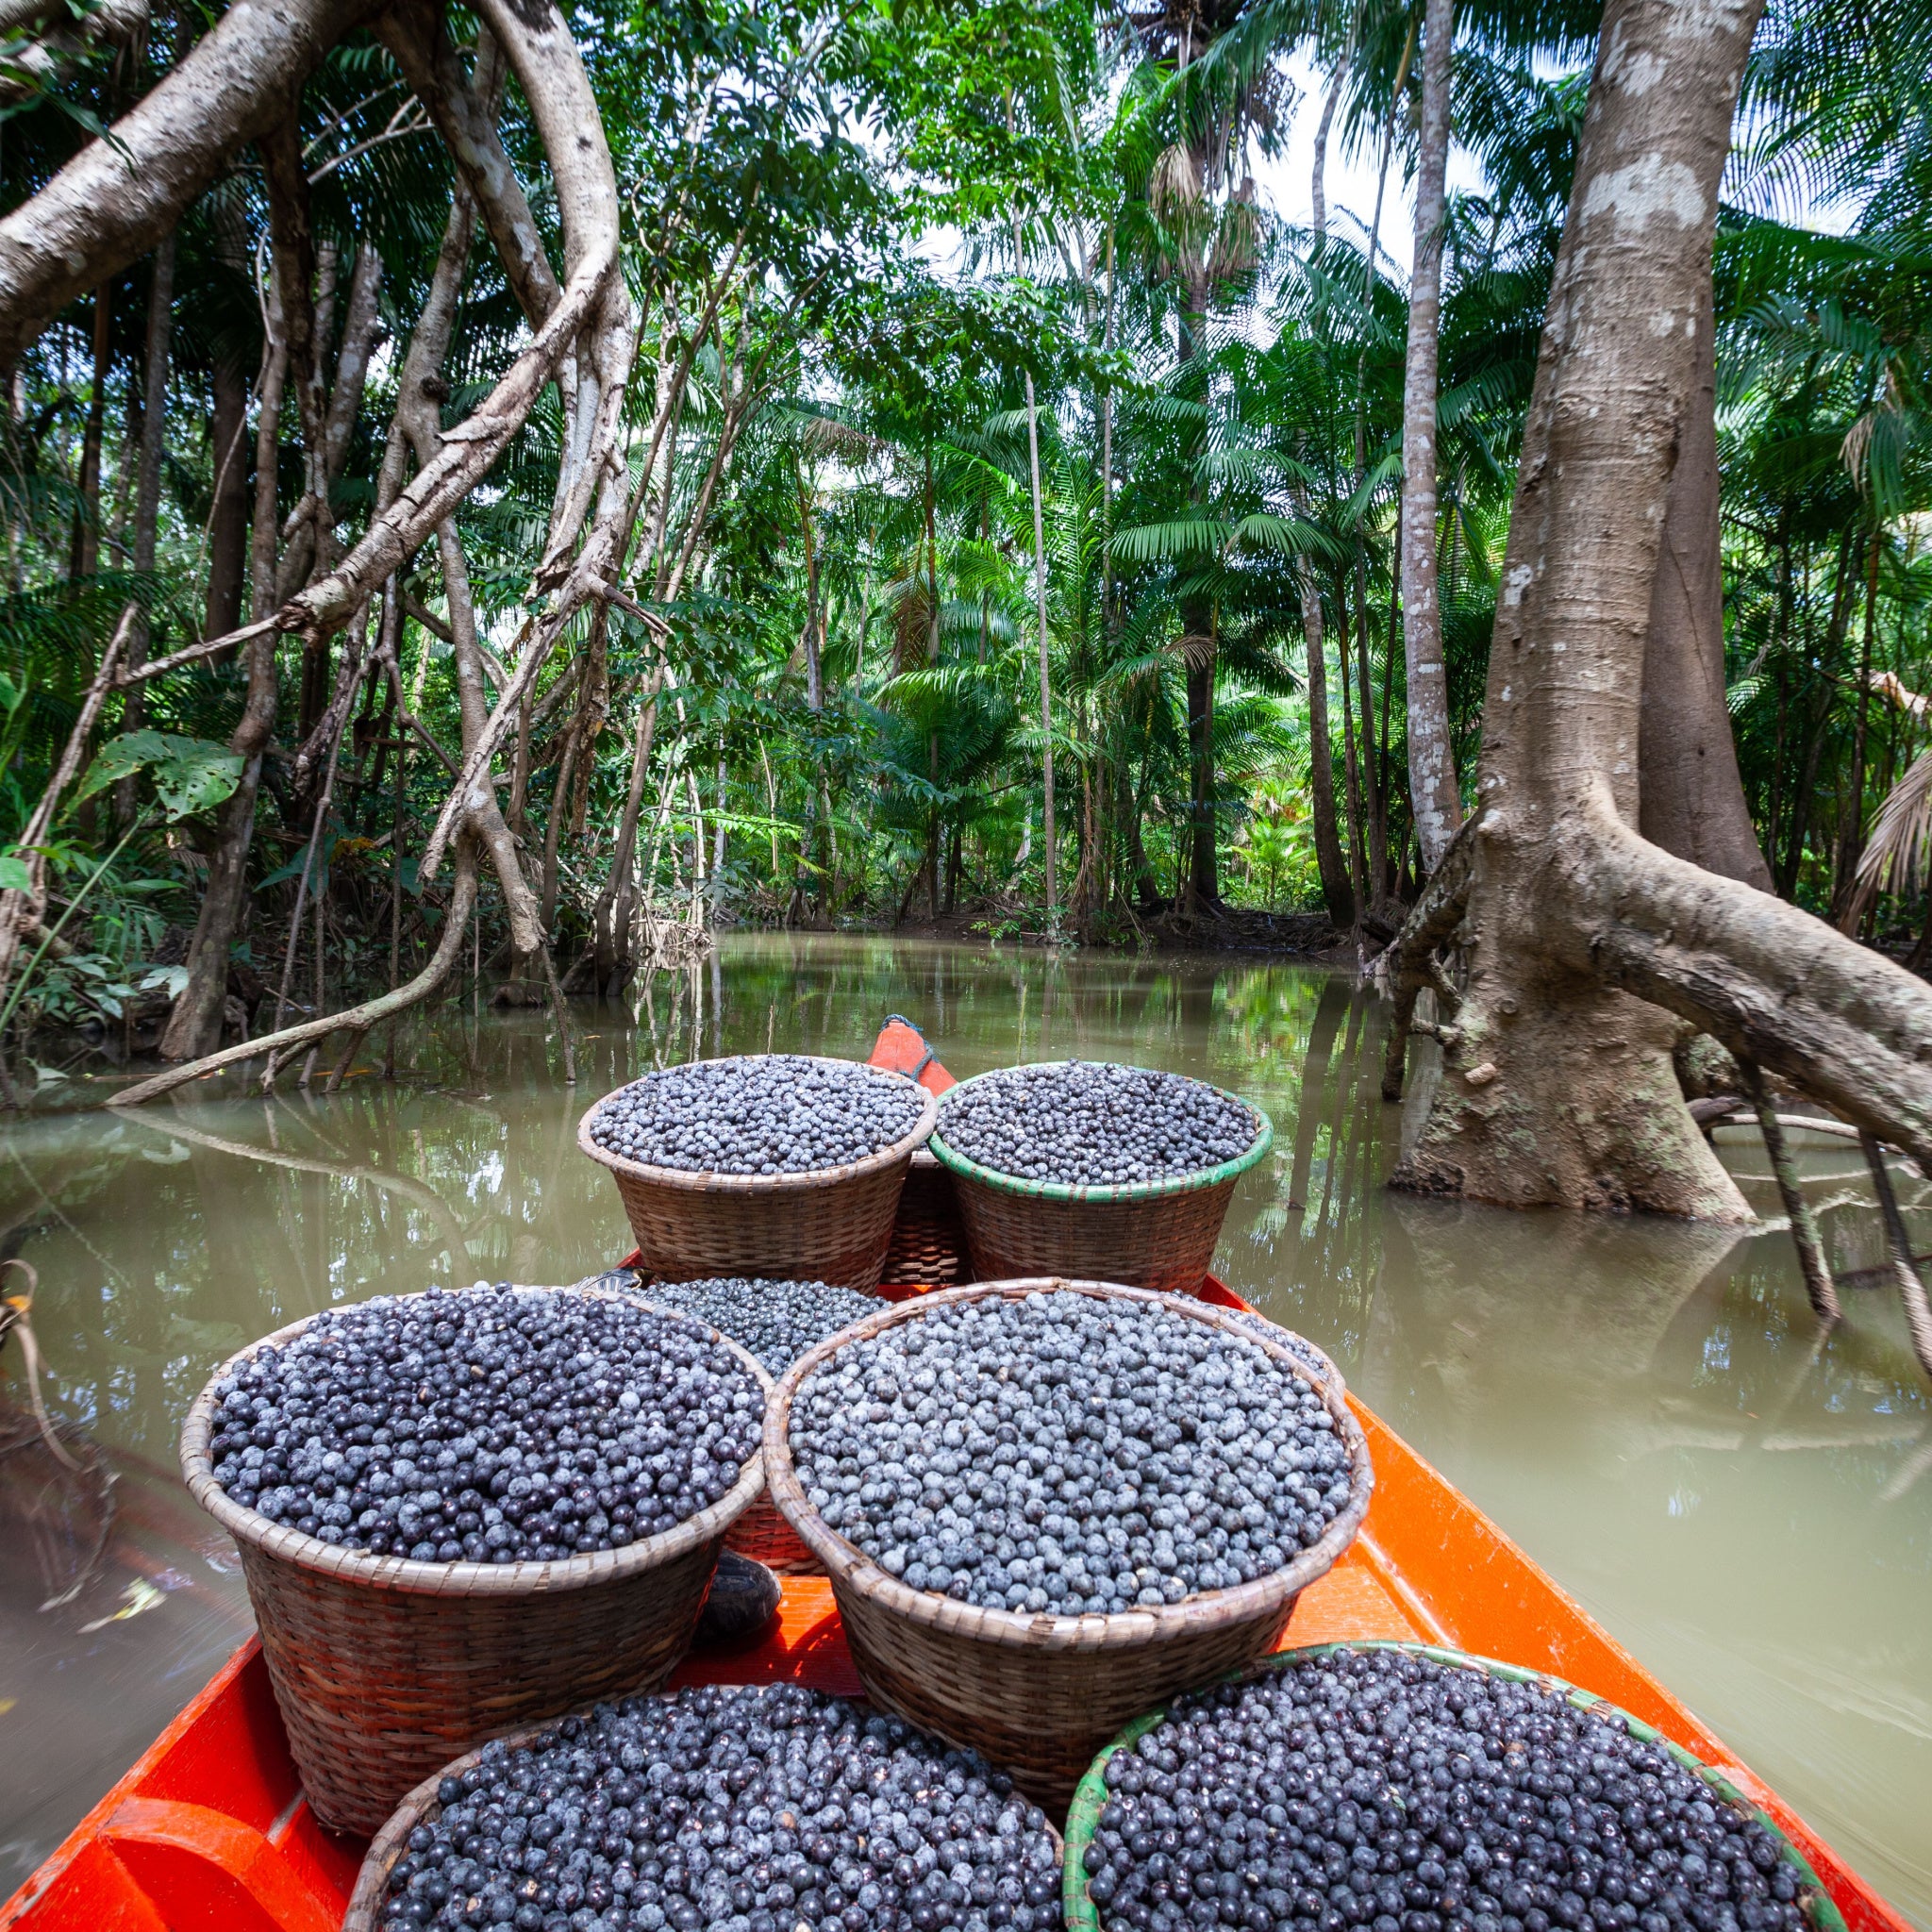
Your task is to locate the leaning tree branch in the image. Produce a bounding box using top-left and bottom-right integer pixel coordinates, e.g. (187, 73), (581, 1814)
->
(279, 0), (621, 645)
(1568, 791), (1932, 1178)
(375, 1), (560, 329)
(0, 0), (382, 365)
(108, 838), (481, 1108)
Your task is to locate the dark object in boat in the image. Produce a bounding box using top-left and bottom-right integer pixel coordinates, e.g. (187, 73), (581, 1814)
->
(691, 1548), (780, 1649)
(937, 1059), (1260, 1186)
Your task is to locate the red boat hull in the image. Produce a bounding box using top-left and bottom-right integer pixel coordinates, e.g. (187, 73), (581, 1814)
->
(2, 1021), (1910, 1932)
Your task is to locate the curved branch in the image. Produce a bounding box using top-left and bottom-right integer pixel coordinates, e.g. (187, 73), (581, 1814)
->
(108, 840), (480, 1108)
(374, 1), (561, 328)
(0, 0), (381, 364)
(280, 0), (621, 643)
(1572, 795), (1932, 1176)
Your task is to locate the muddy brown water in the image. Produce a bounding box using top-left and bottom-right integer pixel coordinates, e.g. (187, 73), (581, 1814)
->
(0, 934), (1926, 1920)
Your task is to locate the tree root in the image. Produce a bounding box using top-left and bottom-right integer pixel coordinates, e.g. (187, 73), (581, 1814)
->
(1379, 815), (1476, 1103)
(1860, 1130), (1932, 1385)
(108, 841), (478, 1108)
(1740, 1058), (1840, 1321)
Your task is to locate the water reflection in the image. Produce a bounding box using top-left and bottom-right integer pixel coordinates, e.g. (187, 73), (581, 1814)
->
(0, 934), (1925, 1923)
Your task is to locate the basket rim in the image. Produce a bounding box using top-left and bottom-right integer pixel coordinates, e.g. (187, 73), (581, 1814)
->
(341, 1690), (1067, 1932)
(763, 1276), (1372, 1655)
(927, 1064), (1274, 1202)
(576, 1054), (939, 1195)
(179, 1283), (770, 1600)
(1059, 1639), (1849, 1932)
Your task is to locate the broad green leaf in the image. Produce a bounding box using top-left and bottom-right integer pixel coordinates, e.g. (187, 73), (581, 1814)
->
(75, 732), (245, 821)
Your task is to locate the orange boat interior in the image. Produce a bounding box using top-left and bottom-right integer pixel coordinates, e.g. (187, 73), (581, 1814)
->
(1, 1021), (1910, 1932)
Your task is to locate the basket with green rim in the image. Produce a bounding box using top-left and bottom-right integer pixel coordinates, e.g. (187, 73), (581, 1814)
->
(1062, 1640), (1845, 1932)
(928, 1065), (1274, 1294)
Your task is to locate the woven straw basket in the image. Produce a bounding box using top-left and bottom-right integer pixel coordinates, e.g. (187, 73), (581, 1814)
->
(1061, 1641), (1847, 1932)
(929, 1071), (1273, 1294)
(341, 1699), (1067, 1932)
(179, 1287), (769, 1836)
(765, 1277), (1372, 1811)
(578, 1058), (939, 1291)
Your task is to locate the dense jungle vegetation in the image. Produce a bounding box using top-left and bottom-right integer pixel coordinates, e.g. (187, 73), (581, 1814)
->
(0, 0), (1925, 1100)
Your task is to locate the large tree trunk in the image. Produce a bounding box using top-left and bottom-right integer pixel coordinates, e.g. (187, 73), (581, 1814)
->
(1398, 0), (1463, 874)
(1387, 0), (1781, 1218)
(1386, 0), (1932, 1210)
(0, 0), (380, 365)
(68, 282), (111, 579)
(1637, 275), (1772, 889)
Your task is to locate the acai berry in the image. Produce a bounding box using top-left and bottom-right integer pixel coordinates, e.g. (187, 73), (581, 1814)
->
(790, 1290), (1352, 1615)
(1080, 1647), (1814, 1932)
(936, 1062), (1258, 1186)
(375, 1682), (1064, 1932)
(639, 1277), (880, 1374)
(589, 1056), (925, 1175)
(205, 1284), (763, 1564)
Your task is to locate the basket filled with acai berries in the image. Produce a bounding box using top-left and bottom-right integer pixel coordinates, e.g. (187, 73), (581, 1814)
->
(1063, 1642), (1842, 1932)
(763, 1277), (1371, 1810)
(342, 1682), (1068, 1932)
(579, 1054), (939, 1289)
(928, 1061), (1273, 1292)
(179, 1282), (770, 1837)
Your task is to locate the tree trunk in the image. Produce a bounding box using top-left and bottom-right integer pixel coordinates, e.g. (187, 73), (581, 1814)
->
(158, 625), (278, 1059)
(1637, 275), (1772, 889)
(1024, 368), (1056, 922)
(1389, 0), (1792, 1218)
(0, 0), (381, 366)
(117, 232), (173, 816)
(205, 353), (250, 640)
(68, 281), (111, 579)
(1301, 576), (1356, 929)
(1399, 0), (1463, 873)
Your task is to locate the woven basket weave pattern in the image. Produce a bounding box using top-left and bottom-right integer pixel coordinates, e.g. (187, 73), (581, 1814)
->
(726, 1493), (821, 1574)
(765, 1277), (1372, 1812)
(578, 1058), (939, 1291)
(180, 1290), (769, 1837)
(929, 1073), (1273, 1295)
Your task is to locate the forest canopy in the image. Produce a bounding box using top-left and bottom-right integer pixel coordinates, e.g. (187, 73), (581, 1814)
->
(0, 0), (1926, 1164)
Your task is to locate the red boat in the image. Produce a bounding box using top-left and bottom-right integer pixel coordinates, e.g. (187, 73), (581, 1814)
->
(1, 1022), (1911, 1932)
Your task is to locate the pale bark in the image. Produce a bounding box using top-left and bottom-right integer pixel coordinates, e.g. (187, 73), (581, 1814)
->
(1399, 0), (1463, 873)
(283, 0), (623, 645)
(1301, 577), (1355, 929)
(0, 0), (379, 365)
(1388, 0), (1794, 1219)
(374, 5), (560, 329)
(1638, 276), (1772, 888)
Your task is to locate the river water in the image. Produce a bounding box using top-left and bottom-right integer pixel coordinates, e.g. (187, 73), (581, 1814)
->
(0, 935), (1926, 1919)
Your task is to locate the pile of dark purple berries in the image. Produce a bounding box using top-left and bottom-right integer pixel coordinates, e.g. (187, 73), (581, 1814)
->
(936, 1062), (1258, 1187)
(205, 1285), (763, 1563)
(589, 1056), (925, 1175)
(638, 1277), (879, 1374)
(791, 1290), (1351, 1614)
(1079, 1647), (1814, 1932)
(375, 1683), (1063, 1932)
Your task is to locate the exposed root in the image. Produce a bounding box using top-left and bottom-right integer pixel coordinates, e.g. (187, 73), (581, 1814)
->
(108, 840), (480, 1108)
